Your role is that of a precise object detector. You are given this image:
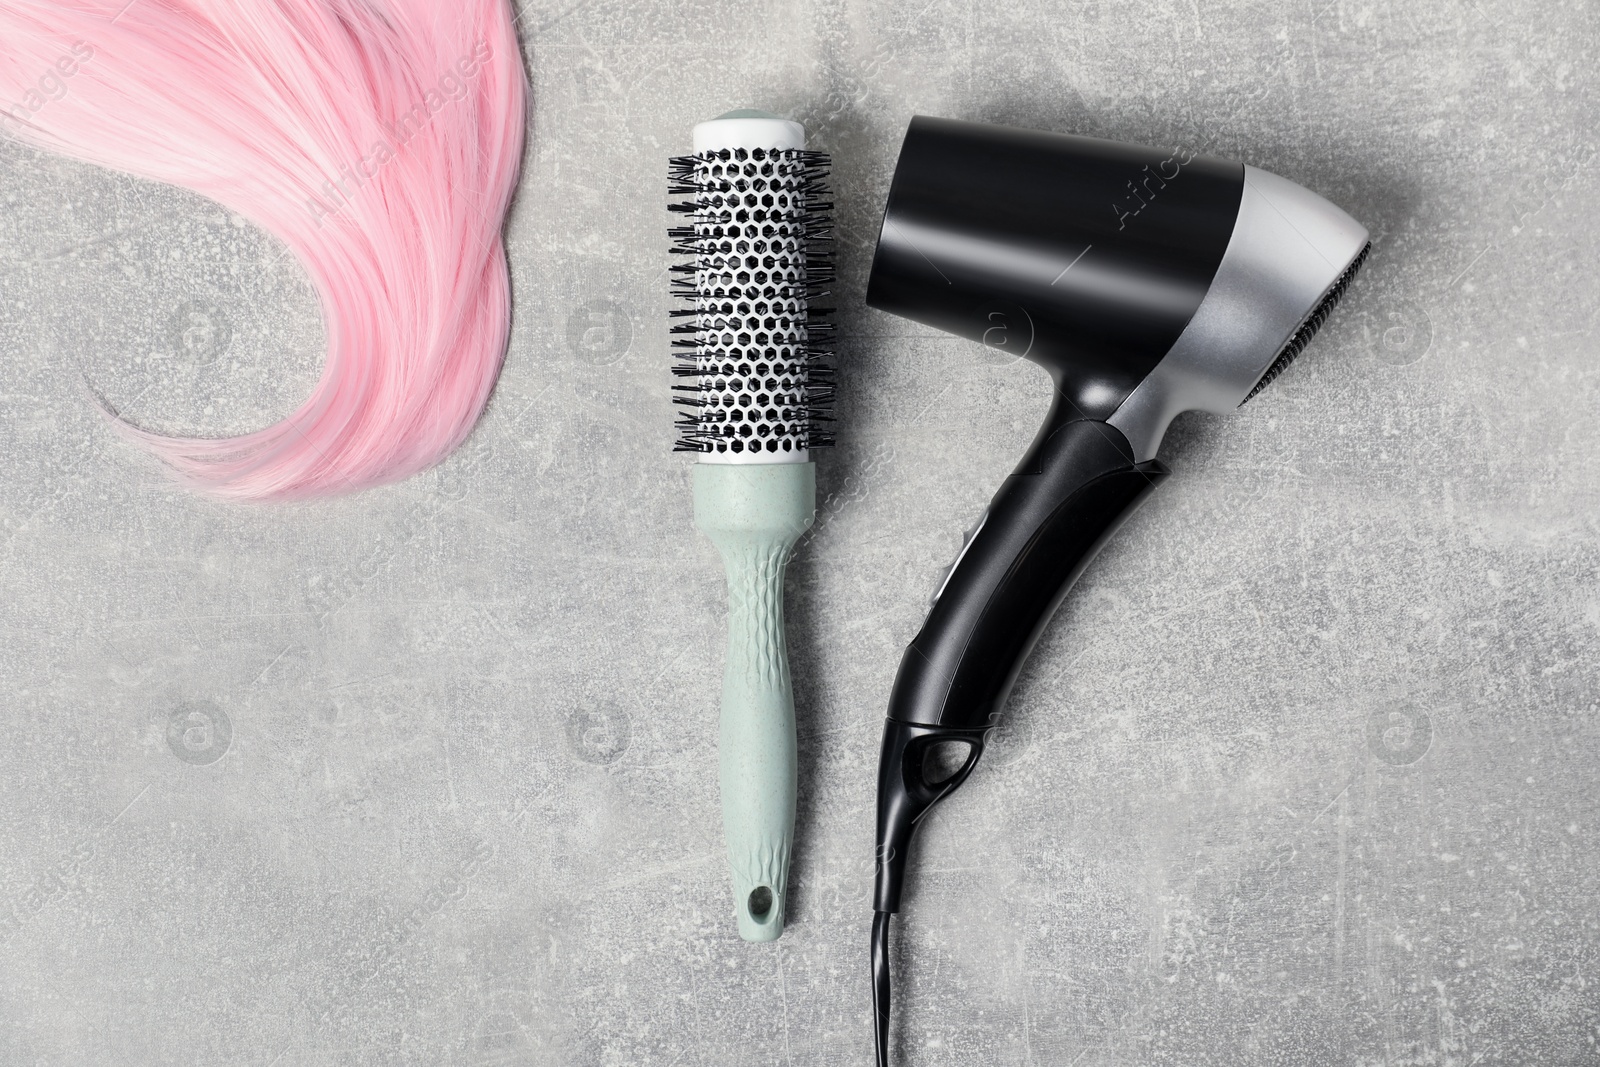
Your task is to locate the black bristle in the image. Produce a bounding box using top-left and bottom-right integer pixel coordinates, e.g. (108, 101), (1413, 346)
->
(1241, 242), (1371, 405)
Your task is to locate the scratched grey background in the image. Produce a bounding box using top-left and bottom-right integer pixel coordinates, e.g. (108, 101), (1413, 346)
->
(2, 0), (1597, 1064)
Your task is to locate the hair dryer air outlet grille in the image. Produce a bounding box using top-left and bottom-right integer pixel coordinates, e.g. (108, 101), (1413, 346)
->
(1244, 241), (1371, 404)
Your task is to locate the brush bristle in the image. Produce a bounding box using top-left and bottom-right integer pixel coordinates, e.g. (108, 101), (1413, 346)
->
(1242, 242), (1371, 405)
(668, 146), (834, 456)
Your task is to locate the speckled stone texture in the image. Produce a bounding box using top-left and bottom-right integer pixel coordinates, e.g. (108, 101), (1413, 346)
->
(2, 1), (1597, 1064)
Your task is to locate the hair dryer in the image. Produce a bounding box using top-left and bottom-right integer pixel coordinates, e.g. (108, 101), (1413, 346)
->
(864, 116), (1370, 1065)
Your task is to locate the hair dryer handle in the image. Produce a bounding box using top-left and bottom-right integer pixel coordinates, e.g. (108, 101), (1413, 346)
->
(892, 417), (1167, 730)
(874, 418), (1166, 912)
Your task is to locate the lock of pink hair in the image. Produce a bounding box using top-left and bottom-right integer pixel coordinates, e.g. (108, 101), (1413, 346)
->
(0, 0), (526, 500)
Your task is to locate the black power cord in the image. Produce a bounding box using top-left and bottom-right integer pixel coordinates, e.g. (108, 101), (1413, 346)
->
(872, 910), (892, 1067)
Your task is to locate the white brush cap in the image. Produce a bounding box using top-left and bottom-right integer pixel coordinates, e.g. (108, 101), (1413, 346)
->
(693, 109), (806, 154)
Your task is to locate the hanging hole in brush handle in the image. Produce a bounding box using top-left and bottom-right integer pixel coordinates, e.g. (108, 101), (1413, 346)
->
(874, 413), (1168, 914)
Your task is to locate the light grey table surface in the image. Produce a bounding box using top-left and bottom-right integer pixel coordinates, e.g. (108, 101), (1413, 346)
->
(2, 1), (1597, 1064)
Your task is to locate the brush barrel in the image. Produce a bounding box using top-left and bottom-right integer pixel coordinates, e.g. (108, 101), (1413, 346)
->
(694, 461), (815, 941)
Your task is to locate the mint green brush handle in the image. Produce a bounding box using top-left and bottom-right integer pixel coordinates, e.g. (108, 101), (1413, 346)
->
(694, 461), (816, 941)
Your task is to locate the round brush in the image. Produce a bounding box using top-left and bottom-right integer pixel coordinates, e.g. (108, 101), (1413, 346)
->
(668, 109), (833, 941)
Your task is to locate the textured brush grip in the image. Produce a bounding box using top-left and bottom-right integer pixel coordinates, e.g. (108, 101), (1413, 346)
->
(694, 462), (815, 941)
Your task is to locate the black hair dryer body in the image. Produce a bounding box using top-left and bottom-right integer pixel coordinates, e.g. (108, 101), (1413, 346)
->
(865, 116), (1370, 1065)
